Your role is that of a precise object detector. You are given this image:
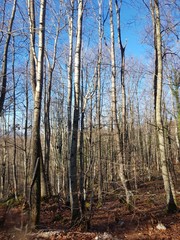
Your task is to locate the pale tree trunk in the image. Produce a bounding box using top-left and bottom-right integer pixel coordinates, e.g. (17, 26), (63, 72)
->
(28, 0), (46, 227)
(79, 69), (85, 214)
(69, 0), (83, 223)
(28, 0), (37, 96)
(67, 0), (74, 201)
(86, 97), (93, 191)
(152, 0), (177, 213)
(168, 71), (180, 163)
(110, 115), (115, 184)
(79, 69), (94, 215)
(150, 0), (160, 173)
(0, 0), (6, 44)
(97, 0), (103, 204)
(0, 115), (8, 198)
(24, 62), (29, 199)
(115, 0), (131, 181)
(109, 0), (132, 207)
(12, 36), (18, 200)
(0, 0), (17, 115)
(44, 21), (60, 197)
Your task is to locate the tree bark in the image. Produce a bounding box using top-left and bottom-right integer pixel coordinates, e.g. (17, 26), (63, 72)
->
(24, 62), (29, 199)
(169, 70), (180, 163)
(152, 0), (177, 213)
(67, 0), (74, 202)
(97, 0), (103, 204)
(109, 0), (132, 207)
(79, 69), (85, 214)
(0, 0), (17, 115)
(69, 0), (83, 223)
(28, 0), (46, 227)
(44, 20), (60, 197)
(27, 0), (37, 96)
(12, 36), (18, 200)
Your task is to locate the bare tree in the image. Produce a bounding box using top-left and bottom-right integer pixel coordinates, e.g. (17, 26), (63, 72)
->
(151, 0), (177, 213)
(97, 0), (103, 204)
(0, 0), (17, 115)
(44, 16), (60, 197)
(168, 70), (180, 163)
(28, 0), (46, 226)
(69, 0), (83, 223)
(115, 0), (129, 182)
(67, 0), (74, 201)
(12, 36), (17, 200)
(24, 61), (29, 199)
(109, 0), (132, 207)
(28, 0), (36, 96)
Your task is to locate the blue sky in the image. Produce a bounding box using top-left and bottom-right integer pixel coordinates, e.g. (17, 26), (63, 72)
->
(93, 0), (153, 59)
(119, 0), (151, 58)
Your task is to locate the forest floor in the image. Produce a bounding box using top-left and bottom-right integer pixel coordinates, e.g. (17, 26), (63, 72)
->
(0, 170), (180, 240)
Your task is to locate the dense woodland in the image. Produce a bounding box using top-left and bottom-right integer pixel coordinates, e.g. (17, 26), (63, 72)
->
(0, 0), (180, 238)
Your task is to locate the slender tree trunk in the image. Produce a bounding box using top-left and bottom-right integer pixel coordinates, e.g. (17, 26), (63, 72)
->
(0, 0), (17, 115)
(28, 0), (46, 227)
(69, 0), (83, 223)
(109, 0), (132, 207)
(44, 22), (59, 197)
(169, 72), (180, 163)
(79, 69), (85, 214)
(137, 98), (145, 178)
(115, 0), (133, 184)
(24, 62), (29, 199)
(97, 0), (103, 203)
(28, 0), (37, 96)
(44, 68), (53, 197)
(87, 97), (93, 191)
(12, 36), (18, 200)
(67, 0), (74, 202)
(1, 136), (7, 198)
(152, 0), (177, 213)
(110, 115), (115, 184)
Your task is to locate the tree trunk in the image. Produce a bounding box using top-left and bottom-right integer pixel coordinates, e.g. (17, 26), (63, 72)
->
(28, 0), (46, 227)
(12, 36), (18, 200)
(97, 0), (103, 204)
(43, 68), (53, 197)
(169, 71), (180, 163)
(24, 62), (29, 199)
(67, 0), (74, 202)
(110, 0), (132, 207)
(28, 0), (37, 96)
(69, 0), (83, 223)
(0, 0), (17, 115)
(152, 0), (177, 213)
(79, 70), (85, 214)
(44, 22), (59, 197)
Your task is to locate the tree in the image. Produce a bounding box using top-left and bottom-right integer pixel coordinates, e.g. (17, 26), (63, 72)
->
(12, 36), (17, 200)
(44, 14), (60, 197)
(23, 61), (29, 199)
(151, 0), (177, 213)
(28, 0), (46, 227)
(109, 0), (132, 207)
(69, 0), (84, 223)
(168, 69), (180, 163)
(0, 0), (17, 116)
(97, 0), (103, 204)
(67, 0), (74, 201)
